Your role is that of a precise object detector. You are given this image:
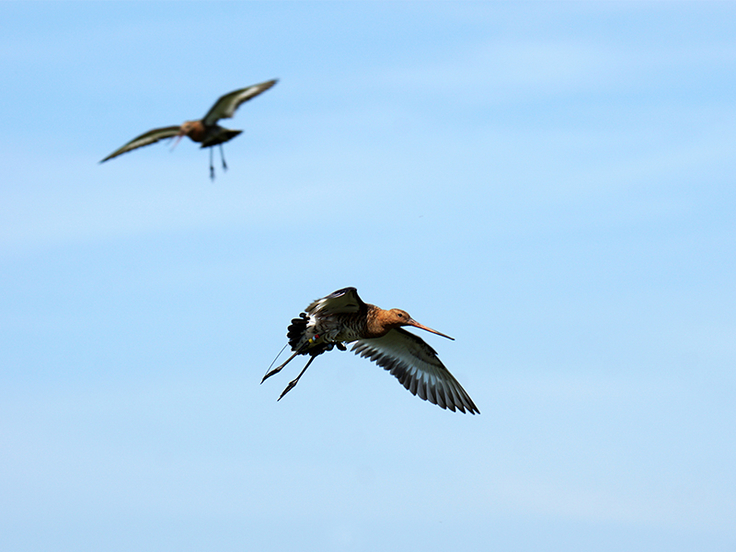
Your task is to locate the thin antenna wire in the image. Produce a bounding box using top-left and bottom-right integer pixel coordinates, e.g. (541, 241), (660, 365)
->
(263, 343), (288, 380)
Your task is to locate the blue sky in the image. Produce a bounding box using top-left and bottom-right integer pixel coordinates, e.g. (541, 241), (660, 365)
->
(1, 2), (735, 551)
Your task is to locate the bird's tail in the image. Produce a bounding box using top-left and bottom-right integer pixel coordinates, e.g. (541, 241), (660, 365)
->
(287, 313), (333, 357)
(201, 129), (242, 148)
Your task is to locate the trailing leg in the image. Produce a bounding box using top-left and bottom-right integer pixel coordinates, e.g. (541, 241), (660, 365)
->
(219, 144), (228, 172)
(278, 355), (317, 401)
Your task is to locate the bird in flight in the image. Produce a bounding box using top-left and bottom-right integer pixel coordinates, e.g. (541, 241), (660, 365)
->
(100, 79), (277, 180)
(262, 287), (479, 414)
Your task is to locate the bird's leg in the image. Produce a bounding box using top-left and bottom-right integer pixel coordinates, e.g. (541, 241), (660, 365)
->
(261, 349), (301, 383)
(219, 144), (228, 171)
(209, 148), (215, 181)
(278, 355), (317, 401)
(262, 335), (318, 384)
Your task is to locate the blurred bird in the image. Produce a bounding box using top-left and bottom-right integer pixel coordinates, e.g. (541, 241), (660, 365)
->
(100, 79), (277, 180)
(262, 287), (479, 414)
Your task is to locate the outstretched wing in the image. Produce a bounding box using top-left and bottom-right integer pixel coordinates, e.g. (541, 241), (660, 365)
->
(202, 79), (278, 126)
(100, 126), (181, 163)
(352, 328), (479, 414)
(305, 287), (367, 316)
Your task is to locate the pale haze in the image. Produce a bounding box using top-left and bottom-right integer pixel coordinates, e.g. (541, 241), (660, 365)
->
(1, 3), (734, 551)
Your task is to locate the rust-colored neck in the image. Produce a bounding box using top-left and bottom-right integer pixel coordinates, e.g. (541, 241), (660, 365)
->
(363, 305), (396, 338)
(181, 120), (206, 142)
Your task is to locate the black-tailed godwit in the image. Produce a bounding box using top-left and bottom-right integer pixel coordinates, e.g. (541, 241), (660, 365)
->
(262, 287), (479, 414)
(101, 79), (277, 180)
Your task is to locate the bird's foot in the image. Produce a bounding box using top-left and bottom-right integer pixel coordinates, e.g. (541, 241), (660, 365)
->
(273, 355), (315, 401)
(277, 379), (299, 401)
(261, 364), (284, 384)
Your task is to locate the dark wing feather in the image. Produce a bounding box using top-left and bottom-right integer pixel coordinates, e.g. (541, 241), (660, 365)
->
(305, 287), (368, 316)
(100, 126), (181, 163)
(202, 79), (278, 126)
(351, 328), (479, 414)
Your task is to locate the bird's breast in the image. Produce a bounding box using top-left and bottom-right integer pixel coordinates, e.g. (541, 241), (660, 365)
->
(314, 313), (365, 344)
(183, 121), (207, 142)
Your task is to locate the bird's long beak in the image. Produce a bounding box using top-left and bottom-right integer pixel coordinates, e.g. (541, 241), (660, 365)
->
(170, 133), (184, 151)
(407, 319), (455, 340)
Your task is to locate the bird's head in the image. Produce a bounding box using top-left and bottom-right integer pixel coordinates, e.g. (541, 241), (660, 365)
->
(171, 120), (201, 150)
(179, 120), (198, 135)
(385, 309), (454, 340)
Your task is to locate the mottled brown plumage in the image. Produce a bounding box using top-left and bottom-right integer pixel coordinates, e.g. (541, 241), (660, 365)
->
(262, 287), (479, 414)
